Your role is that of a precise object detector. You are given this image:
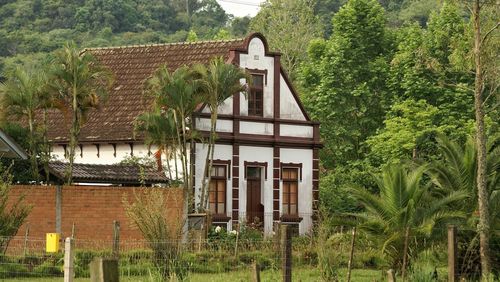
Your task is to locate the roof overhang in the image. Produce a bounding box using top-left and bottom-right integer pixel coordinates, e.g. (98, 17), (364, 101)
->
(0, 130), (28, 159)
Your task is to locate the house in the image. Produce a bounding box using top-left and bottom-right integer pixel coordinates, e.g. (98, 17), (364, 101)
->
(44, 33), (321, 235)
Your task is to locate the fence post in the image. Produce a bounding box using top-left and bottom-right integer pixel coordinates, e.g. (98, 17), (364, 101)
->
(346, 226), (357, 282)
(448, 225), (457, 282)
(281, 224), (292, 282)
(64, 237), (74, 282)
(387, 269), (396, 282)
(112, 221), (120, 259)
(252, 261), (261, 282)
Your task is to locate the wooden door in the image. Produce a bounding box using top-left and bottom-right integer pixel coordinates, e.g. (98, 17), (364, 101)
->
(246, 167), (264, 225)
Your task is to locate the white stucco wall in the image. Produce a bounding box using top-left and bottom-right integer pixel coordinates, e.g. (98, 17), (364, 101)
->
(280, 124), (313, 138)
(239, 37), (275, 118)
(280, 75), (306, 121)
(240, 121), (273, 135)
(195, 118), (233, 133)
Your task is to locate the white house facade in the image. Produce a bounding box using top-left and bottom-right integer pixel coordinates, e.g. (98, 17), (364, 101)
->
(43, 33), (321, 235)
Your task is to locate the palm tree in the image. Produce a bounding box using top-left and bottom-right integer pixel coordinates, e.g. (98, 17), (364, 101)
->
(48, 42), (113, 184)
(428, 135), (500, 277)
(345, 164), (468, 271)
(0, 67), (49, 181)
(135, 108), (179, 180)
(194, 57), (248, 212)
(143, 65), (203, 195)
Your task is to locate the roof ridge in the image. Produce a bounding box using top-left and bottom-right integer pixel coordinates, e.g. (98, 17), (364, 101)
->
(84, 37), (245, 52)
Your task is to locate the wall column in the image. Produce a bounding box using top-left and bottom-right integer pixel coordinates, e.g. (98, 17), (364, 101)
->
(232, 145), (240, 224)
(273, 147), (280, 221)
(312, 149), (320, 220)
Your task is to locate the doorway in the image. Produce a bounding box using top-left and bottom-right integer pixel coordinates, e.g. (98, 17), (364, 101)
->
(246, 166), (264, 226)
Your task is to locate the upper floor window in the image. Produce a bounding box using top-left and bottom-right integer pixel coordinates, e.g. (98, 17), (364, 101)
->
(248, 74), (264, 117)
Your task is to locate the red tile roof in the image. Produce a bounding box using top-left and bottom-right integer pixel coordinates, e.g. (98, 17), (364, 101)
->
(46, 38), (246, 143)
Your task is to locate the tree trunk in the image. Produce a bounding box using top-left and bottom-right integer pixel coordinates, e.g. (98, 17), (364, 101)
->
(27, 113), (39, 182)
(401, 227), (410, 281)
(472, 0), (491, 278)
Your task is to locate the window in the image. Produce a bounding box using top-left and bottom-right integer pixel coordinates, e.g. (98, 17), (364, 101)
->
(248, 74), (264, 116)
(282, 168), (299, 215)
(209, 165), (227, 214)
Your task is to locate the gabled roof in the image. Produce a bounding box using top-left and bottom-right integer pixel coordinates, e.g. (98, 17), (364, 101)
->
(0, 129), (28, 159)
(46, 37), (247, 143)
(48, 161), (169, 185)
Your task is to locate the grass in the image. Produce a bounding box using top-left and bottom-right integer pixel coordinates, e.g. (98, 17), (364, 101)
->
(0, 267), (383, 282)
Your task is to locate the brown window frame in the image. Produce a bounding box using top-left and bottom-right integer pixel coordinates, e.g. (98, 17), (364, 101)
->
(209, 164), (228, 215)
(282, 167), (299, 216)
(248, 74), (264, 117)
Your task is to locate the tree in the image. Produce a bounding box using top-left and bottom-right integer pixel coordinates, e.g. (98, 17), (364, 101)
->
(48, 42), (113, 184)
(250, 0), (323, 80)
(194, 57), (247, 212)
(301, 0), (392, 169)
(367, 99), (440, 164)
(0, 66), (48, 181)
(429, 135), (500, 277)
(135, 108), (179, 180)
(344, 164), (467, 271)
(143, 65), (203, 205)
(470, 0), (498, 277)
(0, 164), (32, 254)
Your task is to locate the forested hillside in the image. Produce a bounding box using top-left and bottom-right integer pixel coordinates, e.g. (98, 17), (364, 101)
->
(0, 0), (251, 76)
(0, 0), (442, 78)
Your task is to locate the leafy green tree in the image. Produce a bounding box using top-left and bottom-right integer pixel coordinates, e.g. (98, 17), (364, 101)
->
(0, 66), (49, 181)
(250, 0), (323, 80)
(230, 16), (250, 38)
(194, 57), (247, 212)
(301, 0), (392, 169)
(345, 164), (467, 271)
(48, 42), (113, 184)
(367, 99), (440, 164)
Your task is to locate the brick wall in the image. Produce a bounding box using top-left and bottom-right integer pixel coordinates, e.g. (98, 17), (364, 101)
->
(8, 185), (184, 245)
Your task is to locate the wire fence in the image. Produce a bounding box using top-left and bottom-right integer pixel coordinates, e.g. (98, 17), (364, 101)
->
(0, 226), (498, 281)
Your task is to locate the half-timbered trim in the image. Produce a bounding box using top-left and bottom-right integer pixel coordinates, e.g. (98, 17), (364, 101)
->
(273, 147), (280, 220)
(232, 145), (240, 222)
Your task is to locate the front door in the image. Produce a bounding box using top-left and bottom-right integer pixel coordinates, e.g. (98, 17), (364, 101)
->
(246, 167), (264, 226)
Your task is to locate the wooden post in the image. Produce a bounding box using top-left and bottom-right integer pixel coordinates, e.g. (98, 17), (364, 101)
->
(71, 223), (75, 239)
(281, 224), (292, 282)
(23, 225), (30, 256)
(401, 227), (410, 281)
(387, 269), (396, 282)
(448, 225), (457, 282)
(64, 237), (74, 282)
(112, 221), (120, 259)
(252, 261), (261, 282)
(346, 226), (357, 282)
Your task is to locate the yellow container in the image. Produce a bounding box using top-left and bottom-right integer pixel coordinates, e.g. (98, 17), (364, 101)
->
(46, 233), (60, 253)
